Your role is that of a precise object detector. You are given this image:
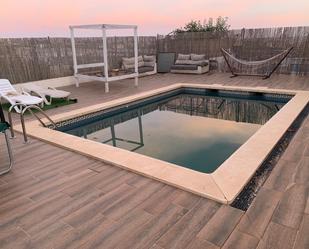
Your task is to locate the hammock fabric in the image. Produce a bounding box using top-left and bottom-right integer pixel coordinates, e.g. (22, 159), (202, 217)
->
(221, 47), (293, 79)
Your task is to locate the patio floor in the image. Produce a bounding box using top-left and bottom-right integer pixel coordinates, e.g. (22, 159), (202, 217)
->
(0, 73), (308, 249)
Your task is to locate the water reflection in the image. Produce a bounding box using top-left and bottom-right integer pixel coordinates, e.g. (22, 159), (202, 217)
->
(65, 94), (285, 173)
(159, 94), (283, 124)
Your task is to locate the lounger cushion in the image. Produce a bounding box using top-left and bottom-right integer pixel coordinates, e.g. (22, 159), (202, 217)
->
(177, 54), (191, 60)
(170, 64), (198, 70)
(10, 95), (43, 105)
(24, 85), (70, 98)
(191, 54), (206, 61)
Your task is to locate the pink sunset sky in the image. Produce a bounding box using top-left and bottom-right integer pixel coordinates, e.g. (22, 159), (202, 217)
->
(1, 0), (308, 37)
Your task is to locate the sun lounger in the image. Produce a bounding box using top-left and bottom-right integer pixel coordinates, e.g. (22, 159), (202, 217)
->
(23, 84), (71, 105)
(0, 79), (43, 113)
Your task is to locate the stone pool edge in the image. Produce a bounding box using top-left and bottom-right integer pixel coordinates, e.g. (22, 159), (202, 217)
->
(14, 83), (309, 204)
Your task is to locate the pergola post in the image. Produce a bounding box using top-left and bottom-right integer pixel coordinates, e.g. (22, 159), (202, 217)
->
(102, 26), (109, 93)
(70, 27), (79, 87)
(134, 27), (139, 87)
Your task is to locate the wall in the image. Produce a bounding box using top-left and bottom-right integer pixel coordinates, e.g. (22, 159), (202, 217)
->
(0, 36), (157, 84)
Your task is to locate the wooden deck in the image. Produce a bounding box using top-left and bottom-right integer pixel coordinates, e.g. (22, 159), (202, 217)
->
(0, 73), (308, 249)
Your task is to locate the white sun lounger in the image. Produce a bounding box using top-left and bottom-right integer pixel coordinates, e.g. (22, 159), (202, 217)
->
(0, 79), (43, 113)
(23, 84), (71, 105)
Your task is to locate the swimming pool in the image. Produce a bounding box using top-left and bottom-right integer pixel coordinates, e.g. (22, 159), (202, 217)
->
(57, 88), (290, 173)
(19, 84), (309, 203)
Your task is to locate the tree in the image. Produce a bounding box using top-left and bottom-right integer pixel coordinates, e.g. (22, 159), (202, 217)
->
(172, 16), (230, 34)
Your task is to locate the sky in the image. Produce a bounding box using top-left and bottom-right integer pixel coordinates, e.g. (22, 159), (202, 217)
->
(0, 0), (308, 37)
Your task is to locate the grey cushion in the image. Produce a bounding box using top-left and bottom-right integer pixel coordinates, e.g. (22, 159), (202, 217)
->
(122, 56), (143, 64)
(175, 60), (209, 66)
(191, 54), (206, 61)
(123, 61), (144, 69)
(171, 64), (198, 70)
(143, 55), (156, 62)
(177, 54), (190, 60)
(175, 59), (191, 65)
(127, 66), (154, 73)
(122, 56), (144, 69)
(144, 61), (155, 67)
(189, 61), (209, 66)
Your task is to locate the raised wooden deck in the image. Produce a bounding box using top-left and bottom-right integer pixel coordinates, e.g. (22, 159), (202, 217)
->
(0, 73), (308, 249)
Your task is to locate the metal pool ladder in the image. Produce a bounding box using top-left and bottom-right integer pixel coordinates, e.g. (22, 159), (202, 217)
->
(8, 104), (57, 143)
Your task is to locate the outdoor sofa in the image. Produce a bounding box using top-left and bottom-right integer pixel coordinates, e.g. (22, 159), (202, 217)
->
(171, 53), (209, 74)
(122, 55), (157, 76)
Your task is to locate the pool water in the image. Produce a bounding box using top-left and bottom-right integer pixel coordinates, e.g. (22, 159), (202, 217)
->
(58, 89), (290, 173)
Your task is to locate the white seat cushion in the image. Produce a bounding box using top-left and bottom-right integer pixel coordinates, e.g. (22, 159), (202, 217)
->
(42, 89), (70, 98)
(11, 95), (43, 105)
(24, 85), (71, 98)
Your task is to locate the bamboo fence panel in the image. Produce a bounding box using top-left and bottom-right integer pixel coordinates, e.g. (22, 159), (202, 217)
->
(0, 36), (157, 84)
(157, 26), (309, 75)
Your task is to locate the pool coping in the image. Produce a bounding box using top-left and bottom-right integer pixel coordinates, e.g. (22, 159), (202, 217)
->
(14, 83), (309, 204)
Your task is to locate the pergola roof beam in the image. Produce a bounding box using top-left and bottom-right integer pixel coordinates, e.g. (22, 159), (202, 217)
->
(70, 24), (137, 30)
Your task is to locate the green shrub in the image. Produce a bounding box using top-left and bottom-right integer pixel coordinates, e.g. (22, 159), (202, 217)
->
(172, 16), (230, 34)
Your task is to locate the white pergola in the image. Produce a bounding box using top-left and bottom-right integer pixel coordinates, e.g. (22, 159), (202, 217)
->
(69, 24), (139, 93)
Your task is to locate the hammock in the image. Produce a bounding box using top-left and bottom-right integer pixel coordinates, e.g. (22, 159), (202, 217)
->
(221, 47), (293, 79)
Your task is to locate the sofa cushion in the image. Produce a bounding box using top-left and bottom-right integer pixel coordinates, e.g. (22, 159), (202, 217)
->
(123, 61), (144, 69)
(122, 56), (144, 69)
(171, 64), (198, 70)
(143, 55), (156, 62)
(122, 56), (143, 64)
(175, 60), (209, 66)
(175, 59), (191, 65)
(127, 66), (154, 73)
(177, 54), (190, 60)
(144, 61), (155, 67)
(191, 54), (206, 61)
(188, 60), (209, 66)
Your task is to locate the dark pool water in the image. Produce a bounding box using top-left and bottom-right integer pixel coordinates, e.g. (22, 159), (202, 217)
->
(59, 89), (290, 173)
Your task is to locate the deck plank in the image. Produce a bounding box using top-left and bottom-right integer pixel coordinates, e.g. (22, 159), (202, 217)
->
(113, 203), (188, 249)
(293, 214), (309, 249)
(263, 159), (297, 192)
(186, 238), (219, 249)
(77, 209), (153, 249)
(237, 187), (282, 238)
(292, 157), (309, 185)
(101, 180), (164, 221)
(272, 184), (309, 229)
(221, 229), (259, 249)
(157, 199), (220, 249)
(139, 184), (182, 215)
(256, 222), (297, 249)
(197, 205), (244, 246)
